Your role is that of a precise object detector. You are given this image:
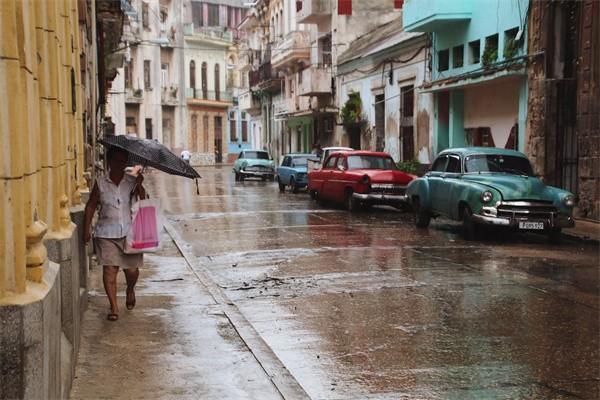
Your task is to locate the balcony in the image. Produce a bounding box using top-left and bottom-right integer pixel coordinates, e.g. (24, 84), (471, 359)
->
(297, 0), (331, 24)
(251, 62), (281, 93)
(403, 0), (472, 32)
(271, 31), (310, 70)
(298, 66), (332, 96)
(125, 88), (143, 104)
(183, 23), (233, 43)
(274, 98), (294, 116)
(185, 88), (233, 105)
(239, 90), (261, 115)
(161, 86), (179, 106)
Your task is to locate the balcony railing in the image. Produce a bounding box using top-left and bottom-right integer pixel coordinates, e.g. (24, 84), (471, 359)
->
(185, 88), (233, 102)
(239, 90), (261, 113)
(297, 0), (332, 24)
(272, 31), (310, 69)
(298, 65), (332, 96)
(161, 86), (179, 105)
(125, 88), (143, 103)
(183, 23), (234, 42)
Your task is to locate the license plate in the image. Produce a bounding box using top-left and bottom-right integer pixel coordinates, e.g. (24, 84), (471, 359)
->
(519, 221), (544, 230)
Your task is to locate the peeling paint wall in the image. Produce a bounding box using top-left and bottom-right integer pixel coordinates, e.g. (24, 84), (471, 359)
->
(463, 78), (520, 149)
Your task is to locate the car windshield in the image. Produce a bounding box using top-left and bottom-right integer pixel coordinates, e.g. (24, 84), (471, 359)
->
(465, 154), (534, 176)
(244, 151), (269, 160)
(347, 155), (396, 170)
(291, 157), (310, 167)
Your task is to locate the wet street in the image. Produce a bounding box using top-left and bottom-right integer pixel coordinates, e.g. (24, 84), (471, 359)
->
(147, 166), (599, 399)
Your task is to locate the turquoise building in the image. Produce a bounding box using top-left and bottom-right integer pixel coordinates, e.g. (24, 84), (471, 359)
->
(403, 0), (529, 155)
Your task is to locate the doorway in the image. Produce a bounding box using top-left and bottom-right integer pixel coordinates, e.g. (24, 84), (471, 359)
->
(375, 94), (385, 152)
(214, 116), (223, 163)
(399, 85), (414, 160)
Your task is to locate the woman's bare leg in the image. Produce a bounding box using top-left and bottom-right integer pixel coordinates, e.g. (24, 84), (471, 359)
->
(103, 266), (119, 316)
(124, 268), (139, 309)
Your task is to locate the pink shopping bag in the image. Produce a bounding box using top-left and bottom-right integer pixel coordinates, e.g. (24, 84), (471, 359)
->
(125, 199), (163, 253)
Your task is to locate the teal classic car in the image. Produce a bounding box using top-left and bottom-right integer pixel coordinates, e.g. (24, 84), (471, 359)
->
(406, 147), (576, 241)
(233, 150), (275, 181)
(277, 153), (318, 193)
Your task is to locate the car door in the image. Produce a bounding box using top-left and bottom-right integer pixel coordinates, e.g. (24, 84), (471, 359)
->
(329, 155), (347, 203)
(427, 155), (448, 213)
(320, 155), (338, 200)
(439, 154), (462, 217)
(278, 156), (290, 184)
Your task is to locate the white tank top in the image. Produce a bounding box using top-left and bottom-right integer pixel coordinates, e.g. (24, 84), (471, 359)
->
(94, 173), (137, 238)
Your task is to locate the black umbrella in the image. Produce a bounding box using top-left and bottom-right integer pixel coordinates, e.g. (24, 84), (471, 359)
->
(99, 134), (201, 192)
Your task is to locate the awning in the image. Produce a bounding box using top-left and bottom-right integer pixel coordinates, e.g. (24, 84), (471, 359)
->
(419, 63), (526, 94)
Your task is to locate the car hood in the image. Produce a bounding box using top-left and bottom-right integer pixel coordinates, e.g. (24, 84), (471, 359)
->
(291, 166), (308, 173)
(462, 174), (555, 201)
(352, 169), (414, 185)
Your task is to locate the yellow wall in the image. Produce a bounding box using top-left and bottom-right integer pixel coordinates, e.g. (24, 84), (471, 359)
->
(0, 0), (86, 299)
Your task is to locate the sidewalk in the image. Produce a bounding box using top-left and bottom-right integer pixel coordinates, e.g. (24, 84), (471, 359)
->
(70, 232), (283, 400)
(564, 218), (600, 243)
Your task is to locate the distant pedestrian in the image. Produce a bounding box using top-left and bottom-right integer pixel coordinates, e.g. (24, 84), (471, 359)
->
(181, 149), (191, 164)
(83, 147), (146, 321)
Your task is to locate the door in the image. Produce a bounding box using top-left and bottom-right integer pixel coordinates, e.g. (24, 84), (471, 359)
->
(279, 156), (291, 184)
(400, 85), (414, 160)
(375, 94), (385, 152)
(427, 155), (448, 213)
(439, 154), (462, 217)
(162, 118), (172, 149)
(329, 156), (348, 203)
(214, 116), (223, 163)
(319, 155), (338, 200)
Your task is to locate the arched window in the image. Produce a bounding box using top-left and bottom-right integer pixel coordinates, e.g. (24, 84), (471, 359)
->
(189, 60), (196, 92)
(203, 115), (209, 152)
(214, 63), (220, 100)
(201, 62), (208, 99)
(191, 114), (198, 151)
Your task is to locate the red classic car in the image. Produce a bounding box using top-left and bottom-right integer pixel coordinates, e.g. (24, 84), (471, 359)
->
(307, 150), (414, 211)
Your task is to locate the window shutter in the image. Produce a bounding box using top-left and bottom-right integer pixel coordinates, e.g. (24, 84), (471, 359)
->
(338, 0), (351, 15)
(394, 0), (404, 8)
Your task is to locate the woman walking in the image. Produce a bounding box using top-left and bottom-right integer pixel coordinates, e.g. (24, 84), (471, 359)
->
(84, 147), (146, 321)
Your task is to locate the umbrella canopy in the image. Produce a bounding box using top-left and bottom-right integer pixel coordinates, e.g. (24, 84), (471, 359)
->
(99, 135), (201, 179)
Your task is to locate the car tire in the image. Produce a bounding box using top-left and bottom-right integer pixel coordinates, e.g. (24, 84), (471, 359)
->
(240, 174), (245, 182)
(290, 177), (299, 194)
(412, 198), (431, 228)
(462, 206), (477, 240)
(269, 175), (275, 181)
(309, 190), (317, 200)
(316, 192), (327, 206)
(345, 190), (360, 212)
(234, 172), (240, 181)
(278, 178), (285, 192)
(548, 228), (562, 244)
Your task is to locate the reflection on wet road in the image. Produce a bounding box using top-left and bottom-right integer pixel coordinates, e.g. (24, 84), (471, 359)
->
(147, 167), (599, 399)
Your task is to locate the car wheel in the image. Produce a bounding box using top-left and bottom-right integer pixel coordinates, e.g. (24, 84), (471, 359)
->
(316, 191), (327, 206)
(235, 172), (240, 181)
(240, 174), (245, 182)
(548, 228), (562, 244)
(269, 175), (275, 181)
(278, 178), (285, 192)
(345, 190), (360, 212)
(309, 190), (317, 200)
(412, 198), (431, 228)
(261, 176), (267, 181)
(462, 206), (477, 240)
(290, 177), (299, 194)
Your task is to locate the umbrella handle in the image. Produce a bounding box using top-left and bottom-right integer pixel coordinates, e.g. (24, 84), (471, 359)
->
(196, 179), (199, 195)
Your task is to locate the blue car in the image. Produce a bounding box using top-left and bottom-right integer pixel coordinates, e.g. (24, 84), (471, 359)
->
(277, 153), (318, 193)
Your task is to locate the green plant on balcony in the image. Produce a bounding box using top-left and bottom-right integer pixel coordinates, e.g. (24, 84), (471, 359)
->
(340, 92), (364, 126)
(504, 38), (519, 59)
(482, 46), (498, 68)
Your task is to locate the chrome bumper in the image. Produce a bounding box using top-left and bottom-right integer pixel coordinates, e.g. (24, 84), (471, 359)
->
(240, 170), (274, 177)
(353, 192), (409, 206)
(471, 213), (575, 229)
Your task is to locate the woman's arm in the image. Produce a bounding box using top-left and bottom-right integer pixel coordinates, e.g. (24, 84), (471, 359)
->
(83, 182), (100, 243)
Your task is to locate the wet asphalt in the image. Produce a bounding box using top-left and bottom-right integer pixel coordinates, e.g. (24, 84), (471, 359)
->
(148, 166), (599, 400)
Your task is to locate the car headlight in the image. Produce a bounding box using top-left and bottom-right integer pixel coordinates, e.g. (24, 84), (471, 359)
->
(481, 191), (493, 203)
(360, 175), (370, 185)
(563, 194), (576, 208)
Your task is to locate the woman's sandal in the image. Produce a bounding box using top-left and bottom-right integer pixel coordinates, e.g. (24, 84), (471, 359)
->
(107, 313), (119, 321)
(126, 289), (136, 310)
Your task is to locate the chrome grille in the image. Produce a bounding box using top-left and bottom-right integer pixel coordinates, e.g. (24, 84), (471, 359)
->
(497, 201), (558, 220)
(369, 184), (407, 195)
(246, 166), (271, 172)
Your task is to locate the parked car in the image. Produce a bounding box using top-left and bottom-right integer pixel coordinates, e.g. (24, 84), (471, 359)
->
(277, 153), (318, 193)
(233, 150), (275, 181)
(406, 147), (576, 241)
(308, 150), (414, 211)
(307, 146), (353, 172)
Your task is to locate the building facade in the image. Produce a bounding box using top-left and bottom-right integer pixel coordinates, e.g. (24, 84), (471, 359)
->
(403, 0), (529, 156)
(0, 0), (125, 397)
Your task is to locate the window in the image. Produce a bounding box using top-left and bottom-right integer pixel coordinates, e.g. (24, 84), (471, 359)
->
(319, 35), (332, 67)
(161, 63), (169, 87)
(298, 70), (303, 84)
(126, 116), (136, 128)
(215, 64), (220, 100)
(191, 115), (198, 151)
(282, 156), (291, 167)
(124, 64), (132, 89)
(189, 61), (196, 90)
(203, 115), (209, 152)
(483, 34), (499, 65)
(144, 60), (151, 89)
(228, 6), (236, 28)
(464, 154), (533, 176)
(446, 155), (461, 173)
(324, 156), (337, 169)
(142, 2), (149, 28)
(504, 27), (520, 59)
(347, 156), (396, 170)
(244, 151), (269, 160)
(230, 114), (237, 142)
(431, 155), (447, 172)
(452, 45), (464, 68)
(201, 62), (208, 99)
(145, 118), (153, 140)
(241, 119), (248, 142)
(192, 2), (203, 27)
(438, 49), (449, 72)
(468, 40), (480, 64)
(207, 4), (219, 26)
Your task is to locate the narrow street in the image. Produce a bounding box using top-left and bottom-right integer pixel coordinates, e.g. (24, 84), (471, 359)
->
(142, 167), (598, 399)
